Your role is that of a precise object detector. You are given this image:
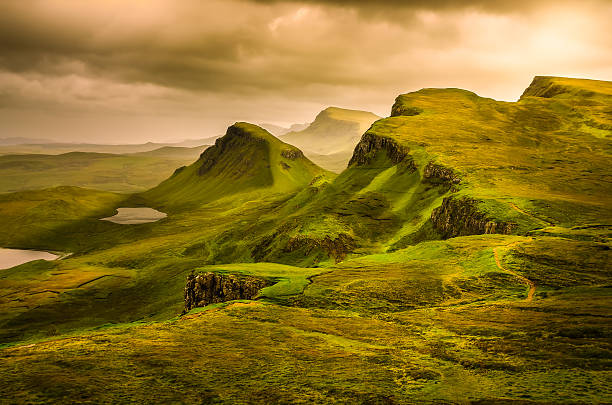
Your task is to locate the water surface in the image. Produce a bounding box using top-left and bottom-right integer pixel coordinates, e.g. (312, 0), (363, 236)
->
(100, 207), (167, 224)
(0, 248), (59, 270)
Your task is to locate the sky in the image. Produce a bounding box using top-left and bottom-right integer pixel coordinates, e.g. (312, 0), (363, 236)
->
(0, 0), (610, 143)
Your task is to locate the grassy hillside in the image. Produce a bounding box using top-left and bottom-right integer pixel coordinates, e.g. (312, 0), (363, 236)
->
(260, 76), (610, 262)
(0, 147), (205, 193)
(282, 107), (381, 172)
(0, 77), (610, 403)
(142, 122), (329, 210)
(1, 235), (609, 403)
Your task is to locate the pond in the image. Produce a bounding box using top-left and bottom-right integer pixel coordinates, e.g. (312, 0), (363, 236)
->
(0, 248), (60, 270)
(100, 207), (167, 224)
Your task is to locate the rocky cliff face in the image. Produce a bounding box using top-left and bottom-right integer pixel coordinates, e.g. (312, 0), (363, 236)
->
(184, 272), (272, 312)
(284, 233), (354, 263)
(348, 133), (415, 168)
(423, 161), (461, 186)
(431, 196), (516, 238)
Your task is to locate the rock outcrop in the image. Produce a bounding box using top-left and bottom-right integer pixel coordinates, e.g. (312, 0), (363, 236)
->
(284, 233), (355, 263)
(431, 196), (516, 238)
(423, 161), (461, 186)
(280, 148), (304, 160)
(423, 161), (461, 193)
(391, 104), (423, 117)
(349, 133), (415, 168)
(184, 272), (272, 312)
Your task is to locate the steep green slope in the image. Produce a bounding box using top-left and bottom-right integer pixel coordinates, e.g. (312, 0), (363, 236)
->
(143, 122), (328, 210)
(0, 147), (205, 193)
(282, 107), (381, 171)
(0, 77), (610, 404)
(251, 76), (611, 262)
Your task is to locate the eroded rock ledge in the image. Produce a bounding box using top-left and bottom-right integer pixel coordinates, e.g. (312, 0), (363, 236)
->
(184, 272), (272, 312)
(284, 233), (354, 263)
(349, 133), (414, 167)
(280, 148), (304, 160)
(431, 196), (516, 238)
(423, 161), (461, 186)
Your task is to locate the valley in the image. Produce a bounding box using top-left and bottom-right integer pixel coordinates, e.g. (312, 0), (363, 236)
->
(0, 77), (610, 403)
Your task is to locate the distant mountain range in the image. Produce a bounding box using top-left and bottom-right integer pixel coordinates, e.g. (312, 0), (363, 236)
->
(258, 122), (309, 136)
(0, 137), (54, 145)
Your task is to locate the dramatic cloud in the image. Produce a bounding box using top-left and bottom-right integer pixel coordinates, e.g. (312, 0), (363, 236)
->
(0, 0), (610, 142)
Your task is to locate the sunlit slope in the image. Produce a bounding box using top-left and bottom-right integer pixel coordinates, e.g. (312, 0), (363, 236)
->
(385, 76), (611, 225)
(282, 107), (380, 171)
(0, 78), (610, 403)
(251, 76), (611, 260)
(143, 122), (328, 210)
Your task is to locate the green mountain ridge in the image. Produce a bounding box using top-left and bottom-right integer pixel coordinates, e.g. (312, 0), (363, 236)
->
(0, 76), (610, 403)
(142, 122), (329, 210)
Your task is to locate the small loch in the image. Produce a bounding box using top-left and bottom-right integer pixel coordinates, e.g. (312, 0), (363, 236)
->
(100, 207), (167, 224)
(0, 248), (60, 270)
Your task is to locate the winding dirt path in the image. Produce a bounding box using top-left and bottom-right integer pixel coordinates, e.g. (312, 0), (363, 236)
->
(493, 242), (536, 302)
(509, 203), (554, 226)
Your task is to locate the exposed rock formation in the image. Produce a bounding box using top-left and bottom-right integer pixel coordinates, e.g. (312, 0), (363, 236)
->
(284, 233), (354, 263)
(391, 104), (423, 117)
(431, 196), (516, 238)
(280, 148), (304, 160)
(184, 272), (272, 312)
(423, 161), (461, 186)
(349, 133), (414, 168)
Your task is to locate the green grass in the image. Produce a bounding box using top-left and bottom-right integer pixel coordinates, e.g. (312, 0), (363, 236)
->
(142, 122), (330, 211)
(0, 147), (204, 193)
(0, 78), (610, 403)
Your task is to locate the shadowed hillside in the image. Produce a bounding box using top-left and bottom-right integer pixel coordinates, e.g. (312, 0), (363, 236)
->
(260, 76), (611, 261)
(0, 77), (610, 404)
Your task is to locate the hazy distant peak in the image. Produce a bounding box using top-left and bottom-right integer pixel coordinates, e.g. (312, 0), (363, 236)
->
(314, 106), (381, 123)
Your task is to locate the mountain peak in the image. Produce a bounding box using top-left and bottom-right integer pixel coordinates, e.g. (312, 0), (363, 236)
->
(314, 106), (380, 123)
(281, 107), (381, 164)
(144, 122), (326, 208)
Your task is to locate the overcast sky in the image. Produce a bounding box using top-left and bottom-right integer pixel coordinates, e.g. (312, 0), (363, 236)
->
(0, 0), (610, 143)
